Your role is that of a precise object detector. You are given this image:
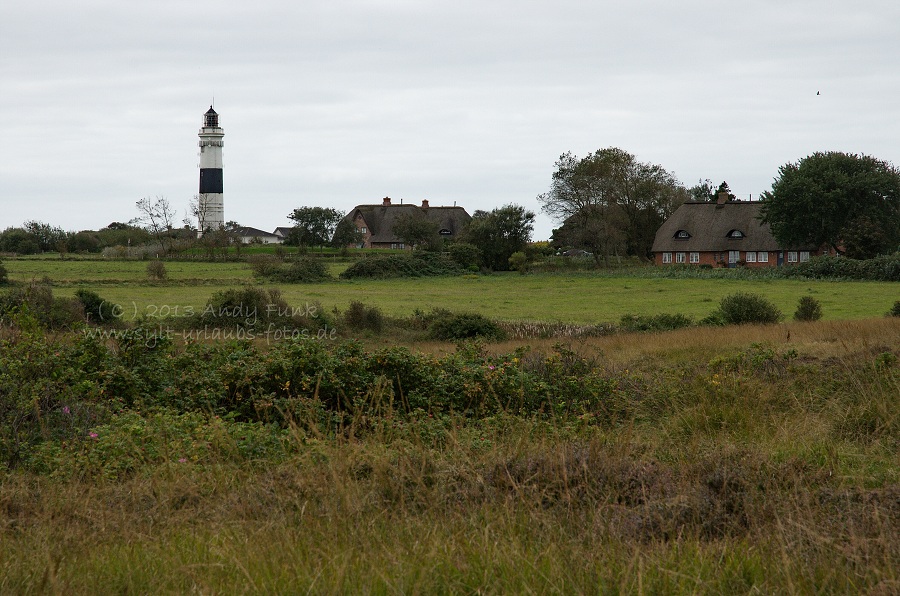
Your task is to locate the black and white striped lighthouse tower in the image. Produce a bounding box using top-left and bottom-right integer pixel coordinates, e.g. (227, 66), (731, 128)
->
(198, 106), (225, 232)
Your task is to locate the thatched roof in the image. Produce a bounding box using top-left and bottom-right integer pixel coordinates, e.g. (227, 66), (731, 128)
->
(651, 201), (814, 253)
(347, 201), (471, 244)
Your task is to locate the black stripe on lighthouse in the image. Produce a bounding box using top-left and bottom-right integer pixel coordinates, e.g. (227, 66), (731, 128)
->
(199, 168), (223, 194)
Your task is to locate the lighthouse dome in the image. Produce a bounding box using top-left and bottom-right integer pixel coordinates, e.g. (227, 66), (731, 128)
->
(204, 106), (219, 127)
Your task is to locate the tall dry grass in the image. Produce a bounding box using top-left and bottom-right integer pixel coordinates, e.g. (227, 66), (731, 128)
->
(1, 317), (898, 593)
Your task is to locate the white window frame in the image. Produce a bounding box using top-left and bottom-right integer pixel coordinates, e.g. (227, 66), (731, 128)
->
(799, 251), (810, 262)
(745, 251), (757, 263)
(689, 252), (700, 264)
(662, 252), (672, 264)
(728, 250), (741, 264)
(787, 251), (798, 263)
(675, 252), (686, 264)
(757, 251), (768, 263)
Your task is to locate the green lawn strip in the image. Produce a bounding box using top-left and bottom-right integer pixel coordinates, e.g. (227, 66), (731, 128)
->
(47, 273), (896, 323)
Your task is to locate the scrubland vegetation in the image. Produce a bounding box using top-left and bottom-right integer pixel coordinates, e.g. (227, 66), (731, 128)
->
(0, 257), (898, 593)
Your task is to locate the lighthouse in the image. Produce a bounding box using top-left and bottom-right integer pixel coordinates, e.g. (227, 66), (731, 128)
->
(197, 106), (224, 232)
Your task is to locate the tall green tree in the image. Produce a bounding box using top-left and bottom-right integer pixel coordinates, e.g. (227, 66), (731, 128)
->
(760, 152), (900, 258)
(538, 148), (689, 259)
(463, 204), (534, 271)
(286, 207), (344, 250)
(392, 212), (440, 251)
(330, 217), (364, 250)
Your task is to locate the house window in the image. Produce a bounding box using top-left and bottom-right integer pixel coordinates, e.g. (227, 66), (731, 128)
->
(787, 251), (798, 263)
(675, 252), (686, 264)
(758, 251), (768, 263)
(662, 252), (672, 264)
(728, 250), (741, 264)
(360, 227), (367, 234)
(727, 230), (745, 239)
(675, 230), (691, 239)
(746, 251), (757, 263)
(689, 252), (700, 264)
(799, 251), (810, 262)
(391, 243), (405, 250)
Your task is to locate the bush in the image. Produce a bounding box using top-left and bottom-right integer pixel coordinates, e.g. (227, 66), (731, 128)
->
(340, 253), (464, 279)
(0, 283), (84, 329)
(248, 254), (281, 277)
(270, 258), (332, 283)
(75, 289), (119, 325)
(619, 312), (694, 332)
(147, 260), (167, 280)
(426, 309), (506, 341)
(447, 242), (481, 270)
(195, 286), (331, 334)
(784, 253), (900, 282)
(794, 296), (823, 322)
(344, 301), (384, 333)
(508, 251), (528, 274)
(714, 292), (783, 325)
(889, 300), (900, 317)
(0, 260), (7, 285)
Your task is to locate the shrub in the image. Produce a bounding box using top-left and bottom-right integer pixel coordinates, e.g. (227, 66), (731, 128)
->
(447, 243), (481, 270)
(344, 301), (384, 333)
(146, 260), (167, 280)
(340, 253), (464, 279)
(271, 258), (332, 283)
(508, 251), (528, 274)
(427, 309), (506, 341)
(619, 312), (694, 332)
(714, 292), (783, 325)
(0, 260), (6, 284)
(0, 283), (84, 329)
(248, 254), (281, 277)
(889, 300), (900, 317)
(793, 296), (823, 322)
(75, 289), (118, 325)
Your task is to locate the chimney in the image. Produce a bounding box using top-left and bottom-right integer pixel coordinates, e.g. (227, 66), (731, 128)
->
(382, 196), (391, 206)
(716, 190), (729, 207)
(421, 199), (429, 209)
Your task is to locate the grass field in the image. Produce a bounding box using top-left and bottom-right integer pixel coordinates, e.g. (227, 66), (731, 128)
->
(1, 319), (898, 593)
(4, 256), (898, 323)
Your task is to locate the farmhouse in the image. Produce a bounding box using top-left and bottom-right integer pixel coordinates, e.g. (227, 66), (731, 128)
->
(343, 197), (471, 249)
(651, 196), (828, 267)
(235, 226), (282, 244)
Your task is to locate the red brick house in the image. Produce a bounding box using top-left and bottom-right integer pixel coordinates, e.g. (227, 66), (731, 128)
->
(651, 196), (829, 267)
(343, 197), (471, 249)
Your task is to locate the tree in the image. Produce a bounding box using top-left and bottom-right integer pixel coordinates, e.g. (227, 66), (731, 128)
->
(463, 204), (534, 271)
(23, 221), (68, 253)
(538, 148), (689, 260)
(392, 212), (440, 251)
(715, 181), (737, 202)
(689, 179), (716, 202)
(286, 207), (344, 251)
(132, 196), (177, 255)
(550, 204), (627, 266)
(760, 152), (900, 258)
(330, 217), (364, 250)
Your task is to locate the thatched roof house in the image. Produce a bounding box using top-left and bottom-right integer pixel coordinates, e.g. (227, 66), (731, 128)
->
(651, 198), (825, 267)
(344, 197), (471, 249)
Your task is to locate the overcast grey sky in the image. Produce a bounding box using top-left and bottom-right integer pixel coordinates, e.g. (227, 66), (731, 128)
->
(2, 0), (898, 240)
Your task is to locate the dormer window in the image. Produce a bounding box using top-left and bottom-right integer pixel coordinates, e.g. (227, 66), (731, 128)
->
(727, 229), (745, 239)
(674, 230), (691, 239)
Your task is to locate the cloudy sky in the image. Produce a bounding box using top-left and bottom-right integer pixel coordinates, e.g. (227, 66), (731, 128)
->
(2, 0), (897, 240)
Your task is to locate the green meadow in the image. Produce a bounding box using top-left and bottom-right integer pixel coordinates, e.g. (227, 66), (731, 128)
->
(4, 256), (897, 323)
(1, 256), (898, 593)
